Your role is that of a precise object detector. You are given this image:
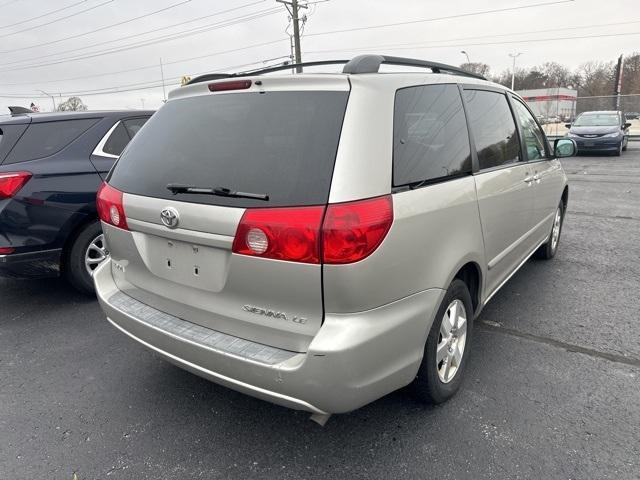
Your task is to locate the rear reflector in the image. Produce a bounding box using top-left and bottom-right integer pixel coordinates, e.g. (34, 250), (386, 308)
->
(232, 195), (393, 265)
(96, 182), (129, 230)
(208, 80), (252, 92)
(0, 171), (32, 199)
(0, 247), (14, 255)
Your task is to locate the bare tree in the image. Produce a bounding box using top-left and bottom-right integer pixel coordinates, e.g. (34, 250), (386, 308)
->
(460, 62), (491, 77)
(56, 96), (88, 112)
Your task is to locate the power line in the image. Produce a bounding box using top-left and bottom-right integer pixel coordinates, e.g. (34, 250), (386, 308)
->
(0, 0), (255, 55)
(0, 59), (281, 98)
(306, 30), (640, 56)
(0, 0), (89, 30)
(0, 0), (115, 39)
(0, 38), (287, 86)
(0, 7), (281, 71)
(304, 0), (575, 38)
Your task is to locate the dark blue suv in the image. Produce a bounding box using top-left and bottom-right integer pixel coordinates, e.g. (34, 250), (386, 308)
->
(0, 108), (152, 293)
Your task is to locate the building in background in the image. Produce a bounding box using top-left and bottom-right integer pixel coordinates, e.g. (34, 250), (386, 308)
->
(517, 87), (577, 122)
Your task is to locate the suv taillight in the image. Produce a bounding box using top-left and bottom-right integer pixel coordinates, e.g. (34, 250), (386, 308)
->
(96, 182), (128, 230)
(232, 195), (393, 265)
(0, 171), (32, 199)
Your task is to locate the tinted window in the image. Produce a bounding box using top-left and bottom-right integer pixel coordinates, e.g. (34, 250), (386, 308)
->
(464, 90), (520, 169)
(512, 99), (547, 161)
(123, 117), (148, 137)
(5, 118), (97, 164)
(102, 122), (130, 156)
(109, 91), (349, 208)
(393, 84), (471, 186)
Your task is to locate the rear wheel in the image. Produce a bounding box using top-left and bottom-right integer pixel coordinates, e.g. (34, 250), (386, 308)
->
(535, 202), (564, 260)
(412, 279), (473, 404)
(64, 221), (107, 295)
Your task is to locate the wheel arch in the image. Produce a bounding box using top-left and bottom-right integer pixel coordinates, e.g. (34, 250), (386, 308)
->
(561, 185), (569, 211)
(60, 215), (100, 271)
(452, 261), (482, 315)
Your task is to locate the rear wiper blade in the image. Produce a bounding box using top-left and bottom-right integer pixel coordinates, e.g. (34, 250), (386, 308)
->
(166, 184), (269, 201)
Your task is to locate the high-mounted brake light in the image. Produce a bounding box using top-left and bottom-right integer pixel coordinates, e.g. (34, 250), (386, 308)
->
(0, 171), (32, 199)
(96, 182), (128, 230)
(208, 80), (252, 92)
(232, 195), (393, 265)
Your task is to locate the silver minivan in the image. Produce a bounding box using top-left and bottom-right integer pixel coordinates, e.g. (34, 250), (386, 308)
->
(94, 55), (575, 423)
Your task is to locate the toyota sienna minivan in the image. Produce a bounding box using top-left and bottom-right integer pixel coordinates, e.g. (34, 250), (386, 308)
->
(94, 55), (575, 423)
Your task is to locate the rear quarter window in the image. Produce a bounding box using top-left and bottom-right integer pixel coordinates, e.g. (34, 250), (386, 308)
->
(393, 84), (472, 187)
(4, 118), (98, 164)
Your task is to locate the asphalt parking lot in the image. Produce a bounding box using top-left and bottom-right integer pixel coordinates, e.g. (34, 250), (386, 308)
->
(2, 147), (639, 480)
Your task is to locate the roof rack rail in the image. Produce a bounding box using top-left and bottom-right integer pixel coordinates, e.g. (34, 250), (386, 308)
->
(185, 54), (486, 86)
(342, 55), (486, 80)
(186, 60), (350, 85)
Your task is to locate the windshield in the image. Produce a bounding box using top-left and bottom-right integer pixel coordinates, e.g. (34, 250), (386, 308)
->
(108, 90), (349, 208)
(573, 113), (619, 127)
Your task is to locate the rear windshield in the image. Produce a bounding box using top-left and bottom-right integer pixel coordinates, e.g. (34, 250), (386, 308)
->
(108, 91), (349, 208)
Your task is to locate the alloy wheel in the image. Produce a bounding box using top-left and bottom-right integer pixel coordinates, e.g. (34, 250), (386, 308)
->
(436, 299), (468, 383)
(84, 234), (108, 276)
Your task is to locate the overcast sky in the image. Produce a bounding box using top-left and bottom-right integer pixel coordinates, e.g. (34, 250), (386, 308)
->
(0, 0), (637, 112)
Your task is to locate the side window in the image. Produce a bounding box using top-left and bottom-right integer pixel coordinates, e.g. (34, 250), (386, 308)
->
(463, 90), (520, 170)
(512, 98), (547, 161)
(102, 122), (130, 156)
(393, 84), (471, 186)
(122, 117), (148, 138)
(5, 118), (98, 164)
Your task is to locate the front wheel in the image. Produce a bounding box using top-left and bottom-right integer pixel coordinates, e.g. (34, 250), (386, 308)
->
(64, 221), (108, 295)
(411, 279), (474, 404)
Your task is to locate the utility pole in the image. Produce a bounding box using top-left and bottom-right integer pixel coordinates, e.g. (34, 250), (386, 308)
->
(509, 52), (523, 90)
(37, 89), (56, 111)
(614, 54), (624, 110)
(277, 0), (307, 73)
(159, 57), (167, 102)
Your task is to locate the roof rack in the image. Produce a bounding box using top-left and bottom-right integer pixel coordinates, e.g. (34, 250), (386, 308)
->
(185, 54), (485, 86)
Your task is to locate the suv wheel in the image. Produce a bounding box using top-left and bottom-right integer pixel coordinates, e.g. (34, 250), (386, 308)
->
(64, 221), (107, 295)
(535, 202), (564, 260)
(412, 279), (473, 404)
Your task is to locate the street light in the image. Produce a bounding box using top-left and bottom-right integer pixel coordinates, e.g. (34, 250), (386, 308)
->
(460, 50), (470, 64)
(508, 52), (523, 91)
(37, 89), (56, 111)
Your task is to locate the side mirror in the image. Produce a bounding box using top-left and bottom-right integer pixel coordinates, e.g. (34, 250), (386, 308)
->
(624, 122), (632, 129)
(554, 138), (576, 158)
(564, 123), (571, 129)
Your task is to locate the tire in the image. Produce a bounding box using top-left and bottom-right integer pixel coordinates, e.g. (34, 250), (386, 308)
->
(535, 201), (564, 260)
(622, 139), (628, 151)
(64, 221), (107, 295)
(412, 279), (474, 404)
(614, 142), (622, 156)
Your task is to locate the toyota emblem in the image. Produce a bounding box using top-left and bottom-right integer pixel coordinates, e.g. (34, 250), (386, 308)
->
(160, 207), (179, 229)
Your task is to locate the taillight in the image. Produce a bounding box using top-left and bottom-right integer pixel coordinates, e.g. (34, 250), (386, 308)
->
(322, 195), (393, 264)
(96, 182), (128, 230)
(232, 206), (324, 264)
(0, 171), (32, 199)
(0, 247), (15, 255)
(232, 195), (393, 265)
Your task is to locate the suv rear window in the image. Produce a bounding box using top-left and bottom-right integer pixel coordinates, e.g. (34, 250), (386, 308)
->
(108, 91), (349, 208)
(4, 118), (98, 164)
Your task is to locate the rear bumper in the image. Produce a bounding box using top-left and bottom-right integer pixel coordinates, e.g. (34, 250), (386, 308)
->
(94, 259), (443, 414)
(0, 248), (61, 278)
